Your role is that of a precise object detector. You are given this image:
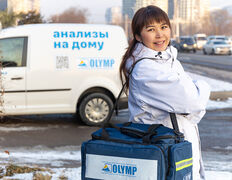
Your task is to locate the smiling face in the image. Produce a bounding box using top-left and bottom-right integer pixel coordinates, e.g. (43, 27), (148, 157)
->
(135, 21), (171, 52)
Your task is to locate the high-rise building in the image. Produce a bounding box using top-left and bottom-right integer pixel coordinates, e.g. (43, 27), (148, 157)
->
(122, 0), (210, 38)
(123, 0), (168, 20)
(105, 6), (122, 25)
(177, 0), (209, 22)
(0, 0), (40, 14)
(134, 0), (168, 13)
(174, 0), (210, 35)
(199, 0), (210, 18)
(122, 0), (136, 20)
(168, 0), (175, 19)
(0, 0), (7, 11)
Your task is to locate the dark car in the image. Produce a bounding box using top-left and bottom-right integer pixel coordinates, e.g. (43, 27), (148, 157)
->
(179, 36), (197, 53)
(171, 39), (180, 51)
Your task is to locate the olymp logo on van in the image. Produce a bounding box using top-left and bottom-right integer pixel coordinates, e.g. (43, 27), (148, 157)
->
(77, 58), (115, 69)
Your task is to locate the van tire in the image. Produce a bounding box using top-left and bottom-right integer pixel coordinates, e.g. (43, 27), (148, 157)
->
(79, 93), (113, 126)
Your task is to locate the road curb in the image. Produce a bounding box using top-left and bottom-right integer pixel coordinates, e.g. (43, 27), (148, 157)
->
(210, 91), (232, 100)
(179, 59), (232, 72)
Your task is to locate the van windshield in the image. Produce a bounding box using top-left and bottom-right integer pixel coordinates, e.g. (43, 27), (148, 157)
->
(181, 38), (194, 44)
(197, 37), (206, 40)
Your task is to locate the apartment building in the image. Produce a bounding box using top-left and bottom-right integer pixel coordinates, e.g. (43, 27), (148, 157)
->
(0, 0), (40, 14)
(105, 6), (122, 25)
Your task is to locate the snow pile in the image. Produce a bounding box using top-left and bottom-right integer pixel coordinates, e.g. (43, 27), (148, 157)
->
(187, 72), (232, 92)
(0, 146), (231, 179)
(187, 72), (232, 110)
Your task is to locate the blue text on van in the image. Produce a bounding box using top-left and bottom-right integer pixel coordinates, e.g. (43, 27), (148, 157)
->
(54, 41), (104, 51)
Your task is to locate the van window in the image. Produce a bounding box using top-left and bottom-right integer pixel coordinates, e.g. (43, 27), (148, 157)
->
(196, 37), (206, 41)
(0, 37), (27, 67)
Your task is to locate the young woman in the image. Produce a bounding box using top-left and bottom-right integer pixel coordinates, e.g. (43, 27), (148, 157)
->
(119, 5), (210, 180)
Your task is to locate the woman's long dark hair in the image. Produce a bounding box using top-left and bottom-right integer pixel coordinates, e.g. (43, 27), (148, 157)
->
(119, 5), (171, 92)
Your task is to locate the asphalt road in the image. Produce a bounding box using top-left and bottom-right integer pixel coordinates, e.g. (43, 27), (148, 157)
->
(0, 109), (231, 152)
(178, 51), (232, 71)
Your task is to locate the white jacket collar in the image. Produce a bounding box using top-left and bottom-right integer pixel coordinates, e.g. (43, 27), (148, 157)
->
(126, 43), (178, 72)
(133, 42), (177, 62)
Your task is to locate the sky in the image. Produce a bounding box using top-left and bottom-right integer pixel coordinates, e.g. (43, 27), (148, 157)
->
(40, 0), (121, 23)
(40, 0), (232, 24)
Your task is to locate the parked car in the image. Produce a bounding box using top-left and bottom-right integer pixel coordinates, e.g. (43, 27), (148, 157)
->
(179, 36), (197, 53)
(170, 39), (180, 51)
(0, 24), (128, 126)
(202, 40), (232, 55)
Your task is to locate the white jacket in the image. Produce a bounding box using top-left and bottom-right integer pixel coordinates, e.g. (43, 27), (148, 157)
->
(126, 43), (211, 180)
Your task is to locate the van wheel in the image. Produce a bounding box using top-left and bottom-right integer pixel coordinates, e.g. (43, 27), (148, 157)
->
(79, 93), (113, 126)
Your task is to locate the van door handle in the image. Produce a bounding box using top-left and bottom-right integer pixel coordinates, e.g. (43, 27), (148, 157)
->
(11, 77), (23, 80)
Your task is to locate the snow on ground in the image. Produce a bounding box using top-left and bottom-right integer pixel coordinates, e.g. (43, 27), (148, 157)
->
(0, 146), (81, 167)
(187, 72), (232, 92)
(0, 126), (51, 132)
(0, 146), (232, 180)
(0, 72), (232, 179)
(187, 72), (232, 110)
(3, 167), (232, 180)
(207, 98), (232, 110)
(0, 152), (232, 180)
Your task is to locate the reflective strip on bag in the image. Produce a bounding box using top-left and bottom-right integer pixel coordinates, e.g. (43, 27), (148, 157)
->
(175, 157), (193, 171)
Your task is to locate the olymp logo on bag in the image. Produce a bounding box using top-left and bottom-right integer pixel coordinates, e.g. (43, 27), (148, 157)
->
(85, 154), (158, 180)
(102, 162), (137, 176)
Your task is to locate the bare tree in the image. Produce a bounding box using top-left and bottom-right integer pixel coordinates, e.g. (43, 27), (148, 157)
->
(49, 7), (88, 23)
(211, 9), (232, 35)
(200, 9), (232, 35)
(0, 9), (18, 28)
(17, 10), (44, 25)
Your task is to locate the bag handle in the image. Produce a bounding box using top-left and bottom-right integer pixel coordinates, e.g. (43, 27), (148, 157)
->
(107, 58), (181, 136)
(100, 122), (162, 140)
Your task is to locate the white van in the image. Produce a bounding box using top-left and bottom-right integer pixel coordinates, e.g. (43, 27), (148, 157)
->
(0, 24), (128, 125)
(193, 34), (207, 49)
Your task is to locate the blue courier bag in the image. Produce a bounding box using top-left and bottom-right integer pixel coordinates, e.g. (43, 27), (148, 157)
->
(81, 58), (193, 180)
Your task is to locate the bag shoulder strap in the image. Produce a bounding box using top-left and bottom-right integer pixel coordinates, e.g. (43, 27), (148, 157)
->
(107, 57), (181, 135)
